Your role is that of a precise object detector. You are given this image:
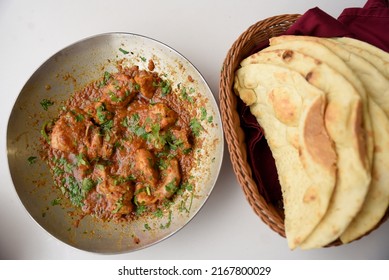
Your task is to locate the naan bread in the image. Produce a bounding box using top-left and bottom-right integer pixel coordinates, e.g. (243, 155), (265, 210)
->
(264, 38), (374, 165)
(327, 38), (389, 243)
(234, 63), (337, 249)
(241, 48), (371, 249)
(334, 37), (389, 65)
(329, 38), (389, 80)
(270, 35), (389, 117)
(268, 36), (389, 245)
(340, 101), (389, 243)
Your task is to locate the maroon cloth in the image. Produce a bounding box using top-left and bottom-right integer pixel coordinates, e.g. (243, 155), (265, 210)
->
(338, 0), (389, 52)
(240, 0), (389, 206)
(286, 0), (389, 52)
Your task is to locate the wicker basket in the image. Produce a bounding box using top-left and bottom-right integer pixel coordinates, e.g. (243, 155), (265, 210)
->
(219, 14), (389, 245)
(219, 14), (300, 238)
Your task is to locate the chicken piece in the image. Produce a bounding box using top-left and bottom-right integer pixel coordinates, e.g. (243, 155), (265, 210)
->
(70, 153), (91, 183)
(83, 121), (115, 160)
(125, 103), (177, 134)
(85, 102), (113, 125)
(85, 126), (102, 160)
(154, 157), (181, 200)
(50, 110), (88, 154)
(112, 142), (136, 178)
(133, 149), (158, 187)
(145, 130), (169, 152)
(94, 166), (135, 215)
(100, 138), (115, 159)
(146, 103), (178, 131)
(114, 190), (135, 215)
(104, 179), (134, 215)
(134, 182), (157, 206)
(134, 70), (156, 99)
(102, 73), (137, 107)
(170, 127), (192, 152)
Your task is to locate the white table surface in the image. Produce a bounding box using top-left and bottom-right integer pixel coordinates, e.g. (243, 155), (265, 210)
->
(1, 0), (388, 260)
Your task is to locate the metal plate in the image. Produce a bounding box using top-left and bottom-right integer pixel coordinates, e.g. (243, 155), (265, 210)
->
(7, 33), (223, 253)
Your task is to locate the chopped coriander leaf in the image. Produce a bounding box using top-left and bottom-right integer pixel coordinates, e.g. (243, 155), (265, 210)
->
(132, 82), (140, 91)
(121, 116), (129, 128)
(27, 156), (37, 165)
(179, 200), (187, 213)
(113, 175), (135, 185)
(41, 120), (53, 144)
(119, 48), (130, 55)
(144, 223), (151, 230)
(166, 134), (184, 151)
(98, 71), (111, 87)
(96, 103), (112, 124)
(180, 87), (194, 103)
(162, 199), (174, 209)
(122, 113), (139, 129)
(145, 185), (151, 196)
(53, 166), (64, 176)
(147, 123), (168, 149)
(153, 208), (163, 218)
(151, 123), (161, 134)
(112, 197), (124, 213)
(73, 112), (85, 122)
(135, 126), (147, 138)
(96, 164), (105, 171)
(108, 91), (122, 102)
(185, 183), (193, 192)
(81, 178), (95, 193)
(178, 197), (193, 214)
(153, 80), (171, 96)
(189, 118), (203, 137)
(157, 158), (168, 170)
(160, 210), (172, 229)
(207, 116), (213, 123)
(66, 175), (84, 207)
(188, 191), (194, 212)
(136, 204), (148, 216)
(200, 107), (207, 121)
(101, 119), (114, 131)
(104, 71), (111, 83)
(177, 182), (193, 195)
(96, 104), (109, 123)
(165, 179), (178, 193)
(40, 99), (54, 111)
(51, 198), (62, 206)
(140, 56), (147, 62)
(161, 80), (171, 96)
(76, 154), (88, 166)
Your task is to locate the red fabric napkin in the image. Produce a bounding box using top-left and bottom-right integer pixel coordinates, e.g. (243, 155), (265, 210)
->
(240, 0), (389, 206)
(286, 0), (389, 52)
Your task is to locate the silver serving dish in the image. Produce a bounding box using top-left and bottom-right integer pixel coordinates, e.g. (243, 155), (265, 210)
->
(7, 33), (223, 253)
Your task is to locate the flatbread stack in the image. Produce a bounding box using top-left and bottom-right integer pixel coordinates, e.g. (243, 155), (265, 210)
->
(234, 35), (389, 250)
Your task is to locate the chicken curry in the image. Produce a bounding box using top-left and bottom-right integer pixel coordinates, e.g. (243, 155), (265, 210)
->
(42, 63), (200, 222)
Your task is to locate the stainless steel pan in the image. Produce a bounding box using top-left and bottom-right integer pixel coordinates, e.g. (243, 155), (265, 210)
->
(7, 33), (223, 253)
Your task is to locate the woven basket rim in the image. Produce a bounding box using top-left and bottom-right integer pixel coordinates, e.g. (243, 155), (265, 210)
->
(219, 13), (389, 247)
(219, 14), (301, 239)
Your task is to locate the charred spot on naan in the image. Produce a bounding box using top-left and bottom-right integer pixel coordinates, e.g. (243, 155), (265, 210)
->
(268, 87), (301, 126)
(303, 96), (336, 172)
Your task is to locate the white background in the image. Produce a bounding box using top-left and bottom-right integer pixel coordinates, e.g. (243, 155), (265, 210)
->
(1, 0), (388, 260)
